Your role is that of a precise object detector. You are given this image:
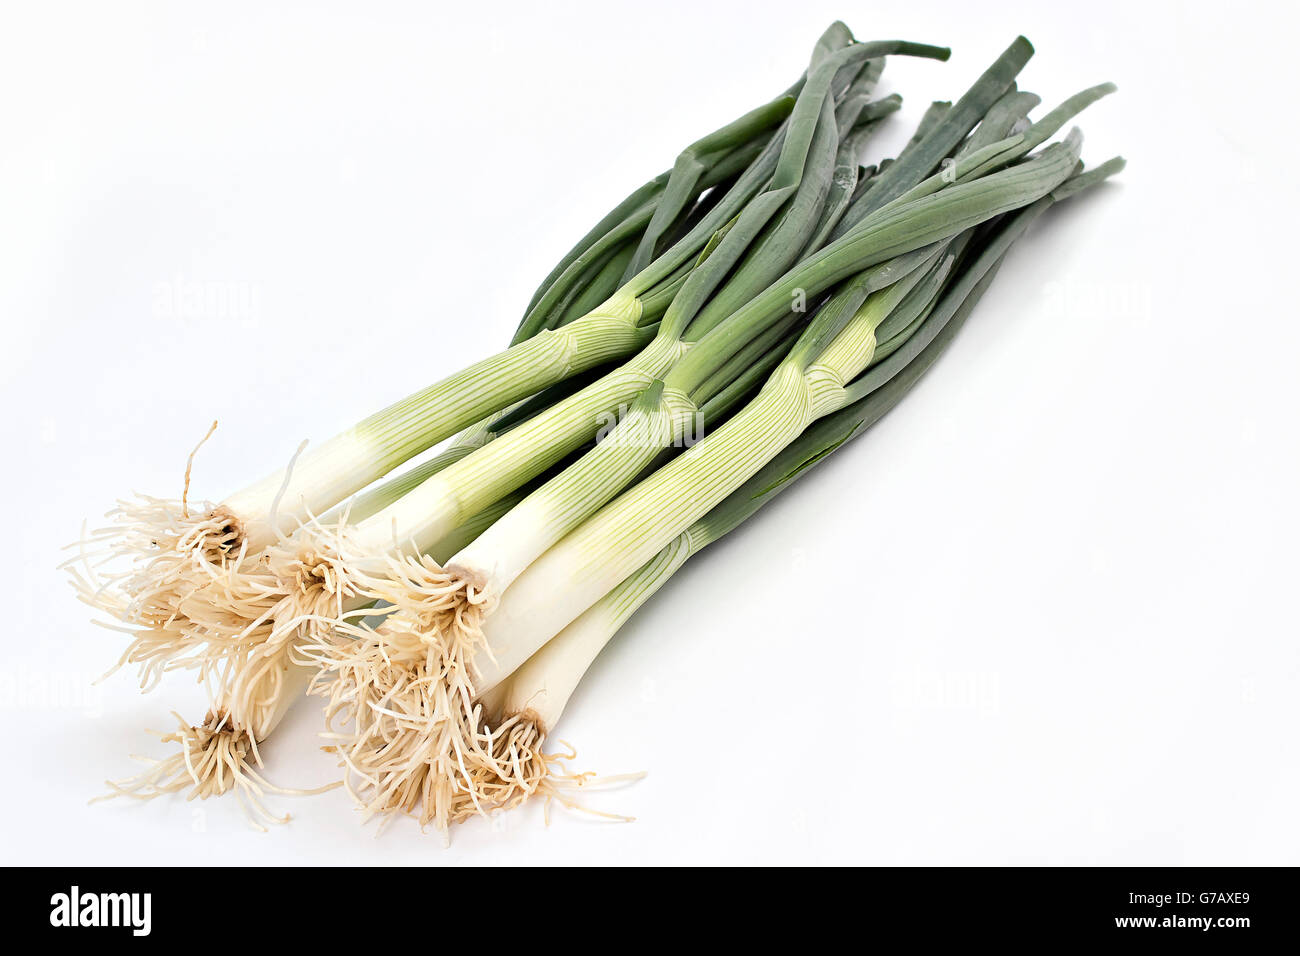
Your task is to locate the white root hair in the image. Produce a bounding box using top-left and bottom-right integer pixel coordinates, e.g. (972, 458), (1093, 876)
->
(304, 605), (494, 834)
(94, 710), (336, 831)
(306, 606), (640, 834)
(460, 711), (643, 825)
(62, 428), (328, 693)
(63, 494), (268, 685)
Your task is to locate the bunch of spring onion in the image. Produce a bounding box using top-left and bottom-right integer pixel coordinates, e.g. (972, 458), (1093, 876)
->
(74, 22), (943, 822)
(69, 24), (1123, 835)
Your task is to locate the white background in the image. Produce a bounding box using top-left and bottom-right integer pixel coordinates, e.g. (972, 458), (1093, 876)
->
(2, 0), (1296, 866)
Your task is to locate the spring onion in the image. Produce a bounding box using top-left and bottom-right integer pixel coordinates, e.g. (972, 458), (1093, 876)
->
(71, 23), (1123, 838)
